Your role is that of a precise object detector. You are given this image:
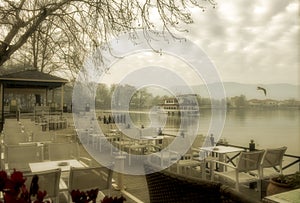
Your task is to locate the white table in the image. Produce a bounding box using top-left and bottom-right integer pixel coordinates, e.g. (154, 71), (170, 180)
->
(200, 146), (245, 161)
(141, 135), (164, 140)
(200, 146), (245, 154)
(263, 188), (300, 203)
(199, 145), (245, 171)
(29, 159), (85, 173)
(141, 135), (164, 145)
(29, 159), (86, 193)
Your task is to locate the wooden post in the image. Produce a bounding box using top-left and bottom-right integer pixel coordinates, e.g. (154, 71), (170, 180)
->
(60, 85), (64, 115)
(0, 84), (3, 132)
(45, 89), (48, 106)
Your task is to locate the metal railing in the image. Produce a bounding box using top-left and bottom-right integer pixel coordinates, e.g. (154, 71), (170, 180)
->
(217, 142), (300, 172)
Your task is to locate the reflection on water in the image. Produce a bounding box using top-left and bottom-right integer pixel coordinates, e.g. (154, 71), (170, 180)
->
(129, 111), (200, 136)
(129, 109), (299, 155)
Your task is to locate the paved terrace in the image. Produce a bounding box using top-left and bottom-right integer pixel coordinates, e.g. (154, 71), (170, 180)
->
(1, 115), (149, 203)
(1, 113), (264, 203)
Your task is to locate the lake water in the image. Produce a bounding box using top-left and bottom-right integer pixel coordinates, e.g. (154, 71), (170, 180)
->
(127, 109), (300, 156)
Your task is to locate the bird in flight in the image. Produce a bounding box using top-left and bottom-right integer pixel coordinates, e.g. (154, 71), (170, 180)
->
(257, 86), (267, 96)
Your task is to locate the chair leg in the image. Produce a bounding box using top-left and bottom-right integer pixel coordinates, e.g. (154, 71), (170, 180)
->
(210, 171), (214, 181)
(200, 162), (206, 179)
(257, 180), (262, 200)
(235, 183), (239, 191)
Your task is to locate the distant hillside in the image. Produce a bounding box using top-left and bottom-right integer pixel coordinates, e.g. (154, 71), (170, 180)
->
(153, 82), (299, 100)
(220, 82), (299, 100)
(57, 82), (299, 103)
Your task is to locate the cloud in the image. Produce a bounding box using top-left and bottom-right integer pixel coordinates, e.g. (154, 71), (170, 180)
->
(99, 0), (299, 87)
(186, 0), (299, 84)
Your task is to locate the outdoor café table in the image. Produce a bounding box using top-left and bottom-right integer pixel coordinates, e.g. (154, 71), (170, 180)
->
(199, 146), (245, 171)
(139, 135), (165, 154)
(29, 159), (86, 193)
(29, 159), (85, 173)
(89, 133), (115, 152)
(263, 188), (300, 203)
(141, 135), (164, 145)
(105, 129), (121, 142)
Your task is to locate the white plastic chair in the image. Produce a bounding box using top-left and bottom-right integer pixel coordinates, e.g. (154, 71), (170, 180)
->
(175, 151), (205, 177)
(252, 146), (287, 179)
(67, 166), (113, 202)
(147, 136), (180, 167)
(24, 168), (62, 203)
(211, 150), (265, 193)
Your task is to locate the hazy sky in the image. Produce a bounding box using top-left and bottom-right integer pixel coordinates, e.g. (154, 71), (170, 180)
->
(187, 0), (299, 85)
(100, 0), (299, 87)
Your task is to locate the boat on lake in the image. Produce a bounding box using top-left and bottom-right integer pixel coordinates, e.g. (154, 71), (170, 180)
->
(157, 94), (200, 116)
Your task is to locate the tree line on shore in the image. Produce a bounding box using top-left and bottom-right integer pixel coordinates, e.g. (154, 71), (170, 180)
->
(54, 84), (299, 110)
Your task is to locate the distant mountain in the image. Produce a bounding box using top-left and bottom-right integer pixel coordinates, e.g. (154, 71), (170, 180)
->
(149, 82), (299, 100)
(218, 82), (299, 100)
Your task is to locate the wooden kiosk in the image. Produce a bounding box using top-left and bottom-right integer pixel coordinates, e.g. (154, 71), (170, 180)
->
(0, 69), (68, 132)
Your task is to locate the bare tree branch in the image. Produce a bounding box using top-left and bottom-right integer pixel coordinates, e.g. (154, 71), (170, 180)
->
(0, 0), (216, 76)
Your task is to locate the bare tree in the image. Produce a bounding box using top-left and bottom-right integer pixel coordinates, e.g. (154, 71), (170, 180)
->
(10, 16), (78, 74)
(0, 0), (216, 72)
(26, 15), (84, 76)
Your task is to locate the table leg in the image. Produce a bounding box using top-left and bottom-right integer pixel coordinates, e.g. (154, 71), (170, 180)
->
(113, 155), (126, 191)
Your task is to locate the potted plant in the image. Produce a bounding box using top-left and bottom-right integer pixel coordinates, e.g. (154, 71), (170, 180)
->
(0, 169), (49, 203)
(70, 189), (126, 203)
(266, 171), (300, 196)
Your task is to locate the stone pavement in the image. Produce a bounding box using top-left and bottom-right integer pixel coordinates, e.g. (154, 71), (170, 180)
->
(1, 114), (150, 203)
